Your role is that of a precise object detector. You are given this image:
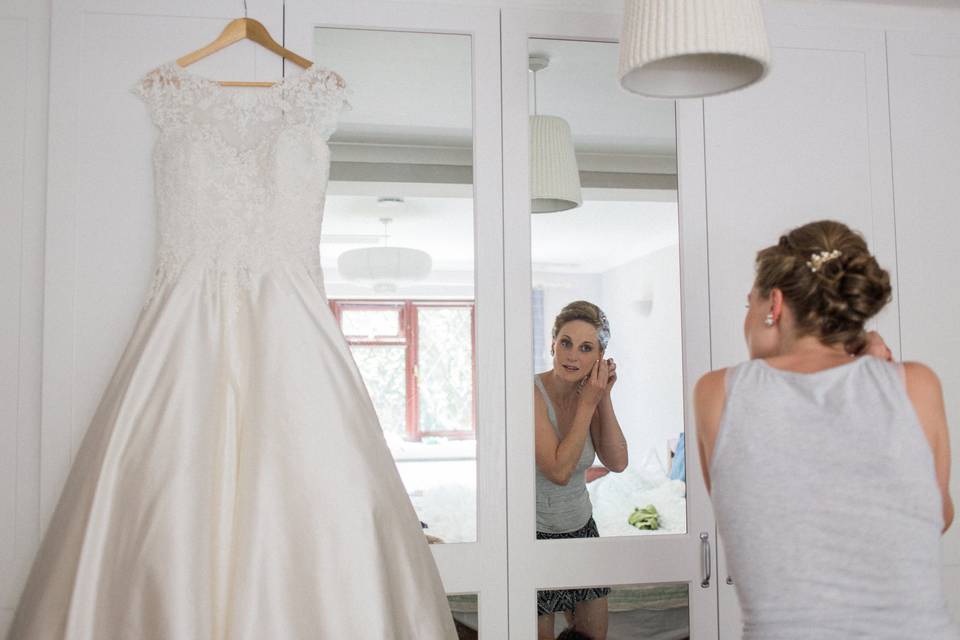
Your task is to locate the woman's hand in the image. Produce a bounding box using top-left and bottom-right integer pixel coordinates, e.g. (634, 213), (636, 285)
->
(605, 357), (617, 394)
(862, 330), (894, 362)
(579, 358), (609, 408)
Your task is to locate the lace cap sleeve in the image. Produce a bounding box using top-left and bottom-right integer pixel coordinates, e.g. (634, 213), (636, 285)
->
(131, 64), (185, 128)
(295, 67), (351, 139)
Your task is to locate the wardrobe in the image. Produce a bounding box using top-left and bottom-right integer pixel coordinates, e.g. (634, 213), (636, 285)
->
(2, 0), (959, 636)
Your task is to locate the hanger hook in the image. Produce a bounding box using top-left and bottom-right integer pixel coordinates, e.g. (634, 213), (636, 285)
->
(243, 0), (248, 18)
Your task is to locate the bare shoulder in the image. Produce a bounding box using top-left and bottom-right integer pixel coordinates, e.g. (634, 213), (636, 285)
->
(902, 361), (948, 442)
(903, 361), (942, 393)
(694, 368), (728, 439)
(694, 369), (728, 407)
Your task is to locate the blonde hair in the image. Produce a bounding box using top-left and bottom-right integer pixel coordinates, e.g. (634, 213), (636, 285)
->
(754, 220), (891, 354)
(552, 300), (610, 350)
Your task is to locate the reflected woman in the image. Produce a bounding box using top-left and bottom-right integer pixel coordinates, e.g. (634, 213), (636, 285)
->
(535, 301), (629, 640)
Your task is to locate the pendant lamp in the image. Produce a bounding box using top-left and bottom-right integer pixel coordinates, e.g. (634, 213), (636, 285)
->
(529, 55), (582, 213)
(618, 0), (771, 99)
(337, 215), (432, 293)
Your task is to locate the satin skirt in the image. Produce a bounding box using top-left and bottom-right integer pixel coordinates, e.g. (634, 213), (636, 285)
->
(8, 264), (458, 640)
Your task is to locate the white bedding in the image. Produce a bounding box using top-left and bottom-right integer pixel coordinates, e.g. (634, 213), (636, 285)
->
(587, 447), (687, 536)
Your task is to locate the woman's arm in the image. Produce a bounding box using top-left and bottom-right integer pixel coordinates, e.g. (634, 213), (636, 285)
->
(904, 361), (954, 533)
(590, 394), (628, 472)
(534, 362), (606, 486)
(693, 368), (727, 495)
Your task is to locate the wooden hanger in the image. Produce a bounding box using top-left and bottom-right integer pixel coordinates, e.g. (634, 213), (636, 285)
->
(176, 17), (314, 87)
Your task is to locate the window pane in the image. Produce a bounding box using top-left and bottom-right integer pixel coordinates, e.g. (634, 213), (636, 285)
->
(417, 307), (474, 434)
(341, 308), (400, 338)
(350, 345), (407, 438)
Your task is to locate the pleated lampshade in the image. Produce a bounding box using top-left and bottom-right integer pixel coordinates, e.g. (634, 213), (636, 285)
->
(618, 0), (771, 99)
(530, 115), (582, 214)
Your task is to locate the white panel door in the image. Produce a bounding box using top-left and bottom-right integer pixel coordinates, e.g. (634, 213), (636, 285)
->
(283, 2), (507, 636)
(0, 0), (49, 633)
(502, 8), (717, 639)
(887, 29), (960, 621)
(702, 22), (898, 638)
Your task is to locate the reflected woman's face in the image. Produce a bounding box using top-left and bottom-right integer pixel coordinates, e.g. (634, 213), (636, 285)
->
(552, 320), (602, 383)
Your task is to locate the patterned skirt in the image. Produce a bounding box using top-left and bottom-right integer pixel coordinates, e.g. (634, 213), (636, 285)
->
(536, 517), (611, 615)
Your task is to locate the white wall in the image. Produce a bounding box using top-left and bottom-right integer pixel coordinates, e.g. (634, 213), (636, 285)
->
(886, 29), (960, 621)
(0, 0), (49, 632)
(601, 245), (684, 465)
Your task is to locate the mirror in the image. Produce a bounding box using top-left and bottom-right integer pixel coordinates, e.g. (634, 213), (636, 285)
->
(537, 581), (689, 639)
(448, 593), (480, 639)
(315, 28), (477, 543)
(529, 39), (686, 541)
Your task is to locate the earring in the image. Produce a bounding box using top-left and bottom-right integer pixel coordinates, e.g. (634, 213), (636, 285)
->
(764, 313), (775, 327)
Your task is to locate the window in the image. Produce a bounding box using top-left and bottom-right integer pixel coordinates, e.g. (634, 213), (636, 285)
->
(330, 300), (477, 441)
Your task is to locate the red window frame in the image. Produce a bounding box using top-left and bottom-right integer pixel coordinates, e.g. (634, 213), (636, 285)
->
(330, 299), (477, 441)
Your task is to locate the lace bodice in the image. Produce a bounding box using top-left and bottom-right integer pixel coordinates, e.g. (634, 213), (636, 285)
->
(133, 62), (348, 298)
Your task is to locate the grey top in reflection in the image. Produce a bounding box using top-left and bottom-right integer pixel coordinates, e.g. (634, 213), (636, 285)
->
(535, 375), (596, 533)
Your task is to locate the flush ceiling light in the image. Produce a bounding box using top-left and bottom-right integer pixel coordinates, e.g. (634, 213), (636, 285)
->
(337, 216), (432, 292)
(618, 0), (771, 99)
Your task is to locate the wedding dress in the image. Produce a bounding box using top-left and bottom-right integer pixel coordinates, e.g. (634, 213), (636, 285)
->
(8, 62), (458, 640)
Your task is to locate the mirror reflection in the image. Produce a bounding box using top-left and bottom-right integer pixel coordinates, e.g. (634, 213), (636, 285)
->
(538, 581), (689, 640)
(316, 28), (477, 543)
(447, 593), (480, 639)
(530, 39), (686, 541)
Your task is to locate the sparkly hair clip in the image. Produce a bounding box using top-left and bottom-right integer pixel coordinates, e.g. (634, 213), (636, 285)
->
(806, 249), (842, 273)
(597, 310), (611, 350)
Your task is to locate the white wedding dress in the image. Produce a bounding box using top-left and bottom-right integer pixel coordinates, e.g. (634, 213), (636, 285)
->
(8, 62), (458, 640)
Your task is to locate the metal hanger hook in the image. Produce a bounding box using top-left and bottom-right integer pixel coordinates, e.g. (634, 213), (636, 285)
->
(243, 0), (248, 18)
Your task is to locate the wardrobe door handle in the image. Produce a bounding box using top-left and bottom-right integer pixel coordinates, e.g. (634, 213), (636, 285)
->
(700, 532), (711, 588)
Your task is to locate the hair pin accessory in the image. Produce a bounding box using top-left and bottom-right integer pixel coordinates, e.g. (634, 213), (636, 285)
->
(806, 249), (842, 273)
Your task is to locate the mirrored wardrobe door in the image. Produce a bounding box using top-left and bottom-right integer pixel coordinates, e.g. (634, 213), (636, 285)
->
(284, 2), (506, 637)
(503, 8), (716, 639)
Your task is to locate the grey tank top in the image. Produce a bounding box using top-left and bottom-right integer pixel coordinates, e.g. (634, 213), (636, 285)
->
(535, 375), (596, 533)
(711, 357), (958, 640)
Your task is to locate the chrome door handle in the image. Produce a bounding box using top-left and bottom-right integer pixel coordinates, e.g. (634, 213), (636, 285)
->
(700, 532), (711, 588)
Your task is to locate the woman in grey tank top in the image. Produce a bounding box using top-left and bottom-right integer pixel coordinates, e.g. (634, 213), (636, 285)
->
(535, 301), (628, 640)
(695, 220), (957, 639)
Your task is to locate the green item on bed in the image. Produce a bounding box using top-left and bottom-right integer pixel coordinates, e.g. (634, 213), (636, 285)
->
(628, 504), (660, 530)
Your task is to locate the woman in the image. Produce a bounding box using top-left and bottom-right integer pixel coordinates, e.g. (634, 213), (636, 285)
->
(695, 220), (956, 638)
(535, 300), (629, 640)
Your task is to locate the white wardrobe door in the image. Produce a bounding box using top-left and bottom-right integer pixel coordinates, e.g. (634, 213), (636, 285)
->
(888, 30), (960, 621)
(701, 22), (897, 638)
(0, 0), (49, 634)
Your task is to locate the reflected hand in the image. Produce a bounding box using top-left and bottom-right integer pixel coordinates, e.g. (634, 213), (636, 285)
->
(605, 357), (617, 394)
(578, 358), (608, 408)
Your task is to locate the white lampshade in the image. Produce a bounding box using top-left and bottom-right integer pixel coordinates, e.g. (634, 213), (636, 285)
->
(337, 247), (432, 290)
(530, 115), (582, 213)
(618, 0), (771, 99)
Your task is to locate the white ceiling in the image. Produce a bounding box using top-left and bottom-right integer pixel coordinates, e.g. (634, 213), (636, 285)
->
(313, 28), (677, 158)
(313, 23), (680, 281)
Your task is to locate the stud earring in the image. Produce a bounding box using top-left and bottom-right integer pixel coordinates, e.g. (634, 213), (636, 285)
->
(764, 313), (775, 327)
